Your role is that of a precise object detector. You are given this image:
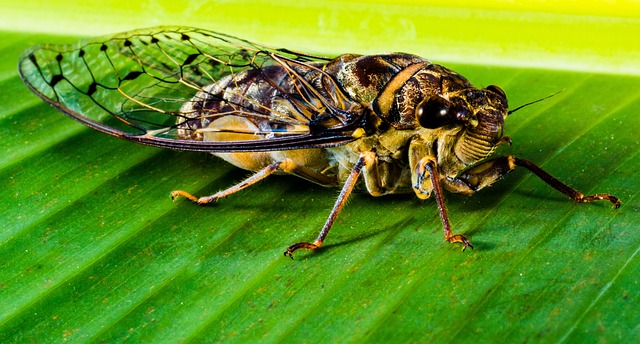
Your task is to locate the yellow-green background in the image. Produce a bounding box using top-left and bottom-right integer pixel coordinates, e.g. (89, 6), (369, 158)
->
(1, 1), (638, 342)
(4, 0), (640, 75)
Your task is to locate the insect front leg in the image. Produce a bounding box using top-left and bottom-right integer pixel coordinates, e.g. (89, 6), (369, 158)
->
(446, 156), (620, 208)
(284, 153), (372, 259)
(409, 136), (472, 250)
(171, 158), (338, 204)
(413, 156), (474, 251)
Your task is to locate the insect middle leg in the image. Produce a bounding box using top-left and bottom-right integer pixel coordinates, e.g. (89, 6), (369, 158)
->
(446, 156), (620, 208)
(284, 153), (371, 259)
(171, 158), (338, 204)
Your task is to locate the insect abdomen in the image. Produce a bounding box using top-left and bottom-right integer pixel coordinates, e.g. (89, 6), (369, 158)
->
(177, 65), (335, 175)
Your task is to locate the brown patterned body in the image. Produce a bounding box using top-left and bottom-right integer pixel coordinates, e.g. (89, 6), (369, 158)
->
(179, 53), (507, 198)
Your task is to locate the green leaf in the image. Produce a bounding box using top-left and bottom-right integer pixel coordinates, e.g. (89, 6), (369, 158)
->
(1, 4), (639, 343)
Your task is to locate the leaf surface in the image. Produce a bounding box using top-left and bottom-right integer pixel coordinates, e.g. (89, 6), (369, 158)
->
(1, 5), (639, 342)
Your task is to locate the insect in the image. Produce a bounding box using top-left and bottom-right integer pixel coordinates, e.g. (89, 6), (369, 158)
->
(19, 27), (620, 258)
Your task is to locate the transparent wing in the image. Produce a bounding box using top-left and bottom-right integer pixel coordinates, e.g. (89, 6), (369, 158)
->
(19, 26), (362, 152)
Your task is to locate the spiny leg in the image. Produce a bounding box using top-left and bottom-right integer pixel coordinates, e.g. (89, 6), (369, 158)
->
(171, 158), (337, 204)
(416, 156), (473, 251)
(450, 156), (620, 208)
(284, 154), (368, 259)
(513, 157), (620, 208)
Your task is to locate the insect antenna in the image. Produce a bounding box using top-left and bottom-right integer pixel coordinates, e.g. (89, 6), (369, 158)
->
(507, 90), (563, 115)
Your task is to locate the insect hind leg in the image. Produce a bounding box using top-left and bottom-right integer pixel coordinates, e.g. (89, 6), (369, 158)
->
(171, 158), (337, 205)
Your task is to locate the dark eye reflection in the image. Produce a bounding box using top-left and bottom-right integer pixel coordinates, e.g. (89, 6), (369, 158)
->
(416, 96), (472, 129)
(486, 85), (506, 99)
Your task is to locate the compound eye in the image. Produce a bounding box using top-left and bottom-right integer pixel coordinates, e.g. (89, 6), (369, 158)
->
(486, 85), (506, 99)
(415, 96), (453, 129)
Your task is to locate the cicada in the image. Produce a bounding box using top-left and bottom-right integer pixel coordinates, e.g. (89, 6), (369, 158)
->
(19, 27), (620, 258)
